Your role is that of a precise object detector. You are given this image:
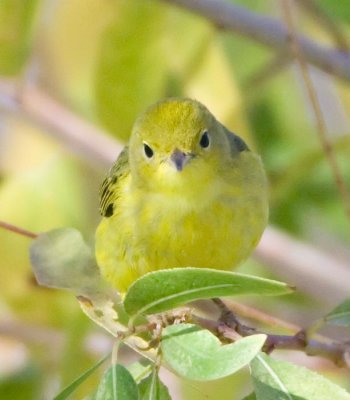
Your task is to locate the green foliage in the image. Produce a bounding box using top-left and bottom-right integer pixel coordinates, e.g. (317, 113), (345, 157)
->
(0, 0), (39, 75)
(138, 369), (171, 400)
(251, 353), (350, 400)
(95, 0), (167, 141)
(127, 361), (152, 383)
(0, 366), (40, 400)
(1, 0), (350, 399)
(324, 298), (350, 327)
(161, 324), (266, 381)
(242, 393), (257, 400)
(54, 354), (109, 400)
(29, 228), (102, 295)
(124, 268), (293, 317)
(94, 364), (138, 400)
(318, 0), (350, 23)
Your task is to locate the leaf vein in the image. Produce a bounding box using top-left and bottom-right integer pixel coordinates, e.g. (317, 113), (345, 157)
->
(255, 355), (292, 400)
(136, 283), (237, 315)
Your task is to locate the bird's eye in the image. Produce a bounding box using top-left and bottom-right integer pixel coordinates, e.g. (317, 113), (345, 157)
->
(199, 131), (210, 149)
(143, 143), (154, 159)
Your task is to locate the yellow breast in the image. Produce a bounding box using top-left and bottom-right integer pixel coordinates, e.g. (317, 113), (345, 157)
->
(95, 152), (268, 293)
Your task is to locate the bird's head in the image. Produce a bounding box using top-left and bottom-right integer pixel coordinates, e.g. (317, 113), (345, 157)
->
(129, 98), (235, 192)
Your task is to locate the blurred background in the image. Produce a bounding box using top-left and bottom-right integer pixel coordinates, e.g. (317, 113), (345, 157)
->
(0, 0), (349, 398)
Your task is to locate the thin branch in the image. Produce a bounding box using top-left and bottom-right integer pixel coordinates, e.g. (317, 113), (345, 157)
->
(0, 220), (38, 239)
(161, 0), (350, 82)
(223, 299), (336, 351)
(280, 0), (350, 221)
(223, 300), (300, 333)
(205, 299), (350, 368)
(1, 82), (350, 303)
(296, 0), (350, 51)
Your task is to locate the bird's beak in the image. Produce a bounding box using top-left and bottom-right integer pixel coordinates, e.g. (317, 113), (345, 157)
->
(169, 149), (192, 172)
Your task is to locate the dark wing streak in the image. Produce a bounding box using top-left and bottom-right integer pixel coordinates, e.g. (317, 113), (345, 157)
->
(99, 146), (130, 217)
(225, 128), (250, 155)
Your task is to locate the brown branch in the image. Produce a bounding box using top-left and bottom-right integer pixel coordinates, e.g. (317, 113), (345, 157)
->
(223, 300), (300, 333)
(296, 0), (350, 51)
(280, 0), (350, 221)
(1, 82), (350, 303)
(0, 220), (38, 239)
(161, 0), (350, 82)
(201, 299), (350, 368)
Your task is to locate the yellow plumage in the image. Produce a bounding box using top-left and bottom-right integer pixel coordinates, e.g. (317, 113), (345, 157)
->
(95, 98), (268, 294)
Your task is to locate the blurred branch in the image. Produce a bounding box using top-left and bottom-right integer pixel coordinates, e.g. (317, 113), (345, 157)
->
(255, 226), (350, 304)
(0, 81), (349, 304)
(203, 299), (350, 368)
(0, 319), (64, 347)
(0, 79), (122, 169)
(280, 0), (350, 221)
(0, 220), (38, 239)
(296, 0), (350, 51)
(224, 300), (300, 332)
(161, 0), (350, 82)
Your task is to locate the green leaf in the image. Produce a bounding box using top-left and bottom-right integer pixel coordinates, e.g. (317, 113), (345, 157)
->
(324, 298), (350, 327)
(95, 0), (167, 141)
(124, 268), (293, 316)
(0, 0), (39, 75)
(127, 360), (152, 383)
(161, 323), (266, 381)
(319, 0), (350, 24)
(29, 228), (104, 296)
(242, 393), (257, 400)
(138, 369), (171, 400)
(54, 354), (109, 400)
(95, 364), (139, 400)
(251, 353), (350, 400)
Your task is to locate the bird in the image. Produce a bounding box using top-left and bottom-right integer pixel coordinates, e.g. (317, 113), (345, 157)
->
(95, 98), (268, 294)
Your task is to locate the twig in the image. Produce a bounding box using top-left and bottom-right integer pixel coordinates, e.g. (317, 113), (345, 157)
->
(0, 220), (38, 239)
(203, 299), (350, 368)
(280, 0), (350, 221)
(296, 0), (350, 51)
(1, 82), (350, 303)
(223, 300), (300, 333)
(161, 0), (350, 82)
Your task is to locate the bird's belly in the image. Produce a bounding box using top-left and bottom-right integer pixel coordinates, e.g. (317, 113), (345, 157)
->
(138, 202), (242, 268)
(96, 192), (266, 293)
(134, 193), (263, 276)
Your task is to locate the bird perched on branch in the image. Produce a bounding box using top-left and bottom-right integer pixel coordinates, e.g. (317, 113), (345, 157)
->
(95, 98), (268, 294)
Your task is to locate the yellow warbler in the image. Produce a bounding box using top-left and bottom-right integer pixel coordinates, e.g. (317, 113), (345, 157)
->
(95, 98), (268, 294)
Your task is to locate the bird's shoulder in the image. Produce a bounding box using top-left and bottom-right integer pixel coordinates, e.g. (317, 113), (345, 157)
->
(99, 146), (130, 218)
(224, 128), (250, 156)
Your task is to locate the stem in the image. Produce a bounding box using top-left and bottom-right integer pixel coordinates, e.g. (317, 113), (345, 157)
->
(206, 299), (350, 368)
(281, 0), (350, 221)
(296, 0), (350, 51)
(0, 220), (38, 239)
(162, 0), (350, 82)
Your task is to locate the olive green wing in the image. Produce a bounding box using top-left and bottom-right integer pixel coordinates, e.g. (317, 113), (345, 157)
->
(99, 146), (130, 217)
